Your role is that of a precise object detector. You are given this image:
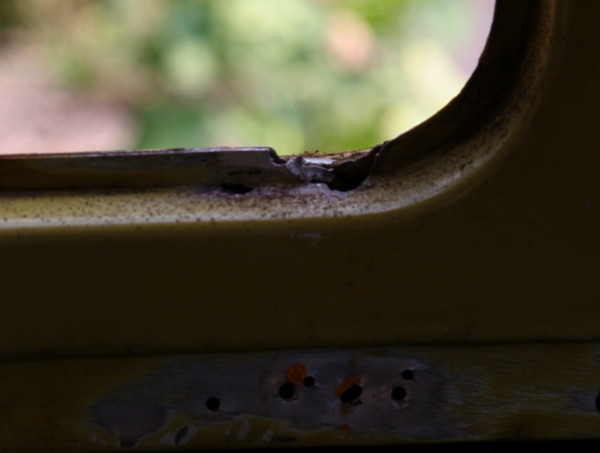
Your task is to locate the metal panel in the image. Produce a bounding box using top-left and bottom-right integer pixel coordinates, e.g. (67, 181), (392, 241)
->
(2, 343), (600, 449)
(0, 0), (598, 449)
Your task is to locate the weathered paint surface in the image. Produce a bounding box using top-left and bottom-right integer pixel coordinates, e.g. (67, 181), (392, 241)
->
(0, 1), (595, 364)
(91, 350), (442, 448)
(0, 344), (600, 450)
(0, 3), (564, 228)
(0, 145), (369, 193)
(0, 1), (597, 450)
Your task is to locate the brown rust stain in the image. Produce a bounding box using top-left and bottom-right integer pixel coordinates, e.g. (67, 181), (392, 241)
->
(339, 423), (352, 432)
(335, 375), (360, 397)
(285, 362), (308, 386)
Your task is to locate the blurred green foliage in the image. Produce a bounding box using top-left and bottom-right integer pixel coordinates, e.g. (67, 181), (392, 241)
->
(1, 0), (488, 154)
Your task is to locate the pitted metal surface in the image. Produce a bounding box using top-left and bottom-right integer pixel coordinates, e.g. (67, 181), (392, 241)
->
(92, 350), (443, 448)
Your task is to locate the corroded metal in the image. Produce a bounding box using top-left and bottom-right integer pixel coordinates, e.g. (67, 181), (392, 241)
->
(1, 344), (600, 450)
(0, 0), (598, 449)
(92, 350), (442, 448)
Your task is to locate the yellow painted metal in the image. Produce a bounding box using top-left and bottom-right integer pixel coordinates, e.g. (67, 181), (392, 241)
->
(0, 0), (598, 448)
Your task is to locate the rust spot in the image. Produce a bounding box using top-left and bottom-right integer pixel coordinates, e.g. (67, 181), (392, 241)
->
(339, 423), (352, 432)
(92, 350), (442, 439)
(335, 375), (360, 396)
(285, 363), (308, 386)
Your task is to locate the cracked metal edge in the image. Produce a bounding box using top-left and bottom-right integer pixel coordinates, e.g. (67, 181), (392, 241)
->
(0, 144), (376, 192)
(0, 2), (567, 227)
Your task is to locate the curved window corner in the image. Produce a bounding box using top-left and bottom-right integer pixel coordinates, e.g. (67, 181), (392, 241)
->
(0, 1), (566, 228)
(0, 7), (597, 449)
(0, 1), (492, 156)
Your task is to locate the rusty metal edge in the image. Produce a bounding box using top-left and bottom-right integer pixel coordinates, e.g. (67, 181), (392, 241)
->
(0, 1), (559, 195)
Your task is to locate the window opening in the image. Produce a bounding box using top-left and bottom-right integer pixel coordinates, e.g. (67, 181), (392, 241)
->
(0, 0), (493, 157)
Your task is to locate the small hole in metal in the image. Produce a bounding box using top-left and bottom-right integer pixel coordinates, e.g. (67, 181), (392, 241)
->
(595, 393), (600, 412)
(206, 397), (220, 411)
(279, 382), (296, 400)
(303, 376), (316, 387)
(392, 386), (407, 401)
(221, 183), (253, 194)
(340, 385), (362, 404)
(401, 369), (414, 380)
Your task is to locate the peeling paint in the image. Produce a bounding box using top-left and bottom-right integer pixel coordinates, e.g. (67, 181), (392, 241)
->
(90, 349), (442, 448)
(161, 424), (197, 446)
(285, 155), (334, 183)
(1, 342), (600, 449)
(0, 2), (566, 232)
(261, 428), (274, 443)
(0, 145), (372, 193)
(236, 419), (252, 441)
(92, 400), (168, 448)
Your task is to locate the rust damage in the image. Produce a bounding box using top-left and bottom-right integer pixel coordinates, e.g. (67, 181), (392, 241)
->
(90, 349), (443, 448)
(0, 145), (380, 193)
(285, 146), (379, 191)
(0, 1), (566, 228)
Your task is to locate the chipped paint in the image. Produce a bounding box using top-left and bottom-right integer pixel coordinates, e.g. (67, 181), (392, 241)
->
(92, 400), (168, 448)
(0, 2), (569, 232)
(261, 428), (274, 443)
(1, 343), (600, 449)
(237, 420), (252, 441)
(285, 155), (334, 183)
(90, 349), (443, 447)
(0, 2), (597, 451)
(161, 424), (197, 446)
(0, 145), (362, 192)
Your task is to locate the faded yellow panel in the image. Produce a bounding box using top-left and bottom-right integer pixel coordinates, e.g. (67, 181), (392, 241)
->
(0, 0), (598, 449)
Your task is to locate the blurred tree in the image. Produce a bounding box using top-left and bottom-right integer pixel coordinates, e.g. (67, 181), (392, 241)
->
(0, 2), (21, 31)
(0, 0), (492, 155)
